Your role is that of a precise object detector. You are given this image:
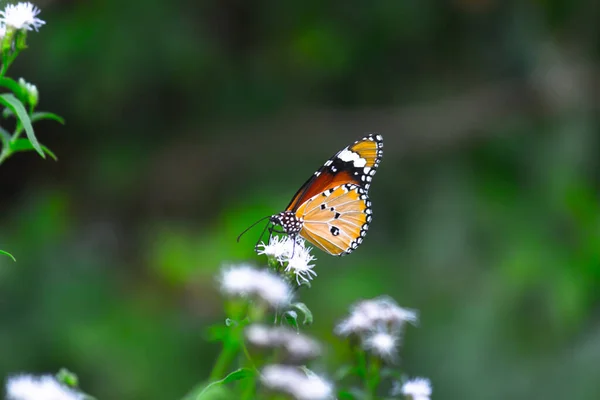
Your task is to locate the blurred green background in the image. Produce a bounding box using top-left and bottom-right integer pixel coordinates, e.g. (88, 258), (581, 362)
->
(1, 0), (600, 399)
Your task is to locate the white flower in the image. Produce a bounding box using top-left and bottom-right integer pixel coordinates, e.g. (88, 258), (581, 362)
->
(5, 374), (83, 400)
(394, 377), (432, 400)
(363, 330), (399, 361)
(257, 236), (318, 284)
(261, 365), (334, 400)
(335, 296), (418, 336)
(284, 242), (317, 284)
(218, 264), (292, 307)
(0, 23), (6, 39)
(246, 324), (321, 361)
(0, 2), (45, 31)
(256, 235), (293, 261)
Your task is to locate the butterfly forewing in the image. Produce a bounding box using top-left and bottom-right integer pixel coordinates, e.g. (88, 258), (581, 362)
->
(295, 184), (372, 256)
(285, 133), (383, 212)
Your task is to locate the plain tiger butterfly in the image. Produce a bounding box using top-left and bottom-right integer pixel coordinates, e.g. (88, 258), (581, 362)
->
(239, 133), (383, 256)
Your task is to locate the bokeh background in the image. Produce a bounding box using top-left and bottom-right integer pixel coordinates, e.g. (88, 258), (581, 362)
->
(1, 0), (599, 399)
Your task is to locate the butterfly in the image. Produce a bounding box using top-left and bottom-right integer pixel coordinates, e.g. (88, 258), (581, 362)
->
(239, 133), (383, 256)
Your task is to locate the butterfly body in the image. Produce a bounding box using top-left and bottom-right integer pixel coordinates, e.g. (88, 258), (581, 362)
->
(269, 133), (383, 256)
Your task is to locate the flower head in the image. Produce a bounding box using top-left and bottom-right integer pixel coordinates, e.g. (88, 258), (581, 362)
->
(335, 296), (418, 337)
(18, 78), (38, 107)
(284, 241), (317, 284)
(363, 330), (400, 361)
(260, 365), (334, 400)
(0, 2), (45, 31)
(256, 235), (293, 261)
(257, 236), (317, 285)
(218, 264), (293, 307)
(393, 377), (432, 400)
(246, 324), (321, 361)
(5, 374), (83, 400)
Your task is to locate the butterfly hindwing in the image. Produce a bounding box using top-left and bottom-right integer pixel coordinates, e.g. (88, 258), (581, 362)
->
(295, 184), (372, 256)
(285, 133), (383, 212)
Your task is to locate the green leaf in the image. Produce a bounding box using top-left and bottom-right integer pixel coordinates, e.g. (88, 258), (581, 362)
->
(283, 310), (299, 331)
(0, 94), (43, 157)
(292, 302), (313, 325)
(220, 368), (255, 384)
(0, 249), (15, 261)
(56, 368), (79, 388)
(31, 111), (65, 125)
(0, 77), (26, 101)
(0, 126), (9, 145)
(196, 368), (256, 399)
(10, 138), (57, 161)
(337, 391), (358, 400)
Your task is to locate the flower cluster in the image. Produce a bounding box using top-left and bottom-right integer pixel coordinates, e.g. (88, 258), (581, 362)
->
(245, 323), (321, 362)
(5, 374), (83, 400)
(392, 377), (432, 400)
(256, 235), (317, 285)
(0, 2), (44, 32)
(218, 263), (293, 308)
(260, 365), (334, 400)
(336, 296), (418, 362)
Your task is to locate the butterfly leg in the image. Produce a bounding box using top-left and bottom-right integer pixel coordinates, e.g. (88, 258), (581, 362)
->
(290, 234), (297, 258)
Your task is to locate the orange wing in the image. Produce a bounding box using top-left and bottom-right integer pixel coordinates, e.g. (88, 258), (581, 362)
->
(285, 133), (383, 212)
(295, 184), (372, 256)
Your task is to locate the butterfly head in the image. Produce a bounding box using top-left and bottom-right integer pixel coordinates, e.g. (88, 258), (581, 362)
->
(270, 211), (303, 235)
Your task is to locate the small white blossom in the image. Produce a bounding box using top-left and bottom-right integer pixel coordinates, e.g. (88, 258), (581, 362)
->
(218, 264), (292, 307)
(284, 242), (317, 284)
(257, 236), (318, 284)
(0, 2), (45, 31)
(363, 330), (399, 361)
(393, 377), (432, 400)
(246, 324), (321, 361)
(261, 365), (334, 400)
(5, 374), (83, 400)
(335, 296), (418, 336)
(256, 235), (293, 261)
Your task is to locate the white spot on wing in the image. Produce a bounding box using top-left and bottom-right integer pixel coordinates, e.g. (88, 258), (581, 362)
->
(337, 149), (367, 168)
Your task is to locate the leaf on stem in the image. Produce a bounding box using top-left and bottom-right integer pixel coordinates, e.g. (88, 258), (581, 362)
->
(0, 126), (10, 145)
(0, 249), (16, 261)
(0, 93), (43, 157)
(31, 111), (65, 125)
(283, 310), (299, 331)
(196, 368), (256, 399)
(10, 138), (57, 160)
(292, 302), (314, 326)
(0, 77), (26, 102)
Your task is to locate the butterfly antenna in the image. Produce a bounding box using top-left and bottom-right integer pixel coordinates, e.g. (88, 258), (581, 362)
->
(236, 215), (272, 243)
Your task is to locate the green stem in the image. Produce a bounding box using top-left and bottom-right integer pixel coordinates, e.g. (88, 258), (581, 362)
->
(0, 147), (9, 165)
(240, 342), (259, 399)
(0, 51), (17, 77)
(208, 342), (239, 382)
(365, 356), (381, 400)
(0, 123), (25, 166)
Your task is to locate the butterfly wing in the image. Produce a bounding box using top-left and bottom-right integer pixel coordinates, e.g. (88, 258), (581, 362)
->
(295, 184), (372, 256)
(285, 133), (383, 212)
